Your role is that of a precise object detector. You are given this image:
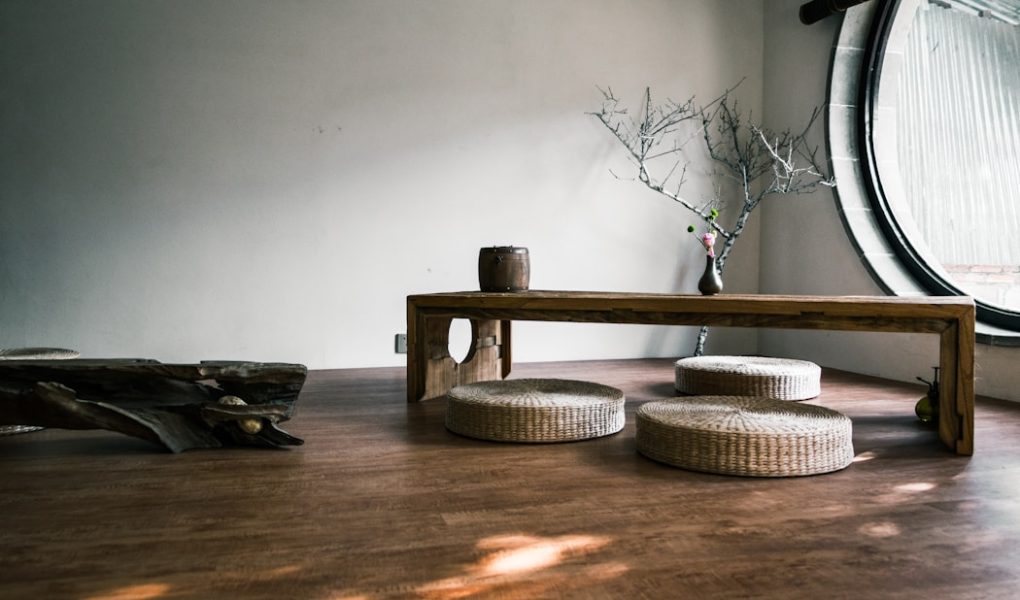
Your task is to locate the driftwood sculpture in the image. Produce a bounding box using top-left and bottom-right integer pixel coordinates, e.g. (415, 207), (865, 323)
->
(0, 359), (307, 452)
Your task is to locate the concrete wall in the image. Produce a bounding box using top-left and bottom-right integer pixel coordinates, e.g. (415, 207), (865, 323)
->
(4, 0), (1014, 402)
(759, 0), (1020, 403)
(0, 0), (763, 369)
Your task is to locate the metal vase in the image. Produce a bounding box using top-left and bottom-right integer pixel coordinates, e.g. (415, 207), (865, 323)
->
(698, 255), (723, 295)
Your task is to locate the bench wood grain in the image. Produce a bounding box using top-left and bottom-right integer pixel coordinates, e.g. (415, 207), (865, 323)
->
(407, 291), (975, 455)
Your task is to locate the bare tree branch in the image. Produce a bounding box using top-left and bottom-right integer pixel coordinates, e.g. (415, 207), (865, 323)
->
(592, 82), (834, 354)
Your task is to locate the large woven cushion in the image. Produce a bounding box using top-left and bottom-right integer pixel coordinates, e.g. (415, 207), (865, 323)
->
(675, 355), (821, 401)
(0, 347), (80, 436)
(636, 396), (853, 477)
(0, 347), (80, 361)
(445, 378), (625, 443)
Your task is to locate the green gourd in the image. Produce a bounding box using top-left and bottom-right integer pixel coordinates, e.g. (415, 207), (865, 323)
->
(915, 367), (940, 426)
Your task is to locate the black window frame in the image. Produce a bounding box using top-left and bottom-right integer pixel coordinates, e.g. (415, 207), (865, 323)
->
(857, 0), (1020, 331)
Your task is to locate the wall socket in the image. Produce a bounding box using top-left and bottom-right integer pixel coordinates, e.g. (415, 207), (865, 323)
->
(394, 333), (407, 354)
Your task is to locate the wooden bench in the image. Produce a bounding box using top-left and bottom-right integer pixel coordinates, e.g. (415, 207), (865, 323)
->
(406, 292), (975, 455)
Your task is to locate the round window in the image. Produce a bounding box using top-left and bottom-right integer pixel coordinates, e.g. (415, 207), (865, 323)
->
(859, 0), (1020, 330)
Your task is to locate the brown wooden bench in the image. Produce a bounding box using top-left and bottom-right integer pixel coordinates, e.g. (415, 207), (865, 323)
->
(406, 291), (975, 455)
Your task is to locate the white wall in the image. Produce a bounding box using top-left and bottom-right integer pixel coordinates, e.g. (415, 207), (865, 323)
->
(760, 0), (1020, 403)
(0, 1), (763, 369)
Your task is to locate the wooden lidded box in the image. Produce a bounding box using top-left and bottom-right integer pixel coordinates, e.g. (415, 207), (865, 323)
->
(478, 246), (530, 292)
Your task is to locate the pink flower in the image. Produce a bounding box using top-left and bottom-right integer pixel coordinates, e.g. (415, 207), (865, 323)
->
(701, 232), (716, 257)
(688, 211), (720, 257)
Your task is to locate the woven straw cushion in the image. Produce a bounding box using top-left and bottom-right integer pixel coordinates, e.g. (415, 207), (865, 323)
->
(636, 396), (853, 477)
(446, 379), (625, 443)
(0, 425), (44, 436)
(0, 347), (80, 436)
(0, 347), (80, 360)
(675, 355), (821, 400)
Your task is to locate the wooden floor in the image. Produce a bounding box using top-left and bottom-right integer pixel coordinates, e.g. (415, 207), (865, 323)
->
(3, 359), (1020, 599)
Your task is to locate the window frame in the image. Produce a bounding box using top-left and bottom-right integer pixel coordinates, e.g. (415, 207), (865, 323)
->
(850, 0), (1020, 332)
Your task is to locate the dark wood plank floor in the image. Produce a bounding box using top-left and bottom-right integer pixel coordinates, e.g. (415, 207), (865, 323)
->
(3, 359), (1020, 599)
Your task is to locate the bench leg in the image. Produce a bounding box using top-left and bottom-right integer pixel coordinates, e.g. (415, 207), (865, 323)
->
(939, 320), (974, 455)
(407, 304), (509, 402)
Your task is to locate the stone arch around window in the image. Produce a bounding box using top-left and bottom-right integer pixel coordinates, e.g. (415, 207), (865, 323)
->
(827, 0), (1020, 344)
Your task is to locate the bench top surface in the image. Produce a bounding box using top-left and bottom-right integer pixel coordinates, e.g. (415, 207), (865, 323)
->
(409, 291), (974, 319)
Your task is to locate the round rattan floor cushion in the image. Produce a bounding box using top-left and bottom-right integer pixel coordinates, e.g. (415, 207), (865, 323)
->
(0, 347), (80, 360)
(636, 396), (853, 477)
(446, 378), (625, 443)
(0, 347), (80, 436)
(675, 355), (821, 400)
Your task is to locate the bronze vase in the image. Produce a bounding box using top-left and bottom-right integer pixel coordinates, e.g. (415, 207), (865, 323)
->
(698, 255), (723, 295)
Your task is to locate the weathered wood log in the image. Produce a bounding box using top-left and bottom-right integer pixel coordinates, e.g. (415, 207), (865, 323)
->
(0, 360), (307, 453)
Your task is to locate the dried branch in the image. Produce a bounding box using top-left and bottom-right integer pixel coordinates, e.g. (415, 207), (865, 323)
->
(592, 82), (834, 354)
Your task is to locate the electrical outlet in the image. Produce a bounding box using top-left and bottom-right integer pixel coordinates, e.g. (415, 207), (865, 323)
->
(394, 333), (407, 354)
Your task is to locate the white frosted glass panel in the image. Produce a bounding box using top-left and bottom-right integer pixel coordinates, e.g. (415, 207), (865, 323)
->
(896, 2), (1020, 309)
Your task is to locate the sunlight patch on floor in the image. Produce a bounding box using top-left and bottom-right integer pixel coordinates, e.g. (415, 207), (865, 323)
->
(321, 532), (624, 600)
(409, 533), (621, 600)
(266, 565), (303, 577)
(874, 480), (938, 504)
(476, 534), (610, 576)
(852, 451), (878, 462)
(858, 521), (901, 538)
(83, 583), (171, 600)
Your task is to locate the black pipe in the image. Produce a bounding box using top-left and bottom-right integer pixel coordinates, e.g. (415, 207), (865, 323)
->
(800, 0), (871, 24)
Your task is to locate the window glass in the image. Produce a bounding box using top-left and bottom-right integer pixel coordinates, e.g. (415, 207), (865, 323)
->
(879, 0), (1020, 312)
